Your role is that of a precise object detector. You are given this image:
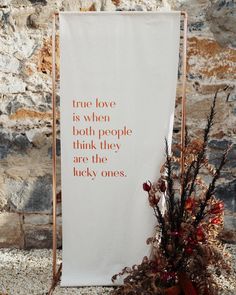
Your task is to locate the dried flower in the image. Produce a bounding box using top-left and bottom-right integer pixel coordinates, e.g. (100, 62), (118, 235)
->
(186, 236), (198, 246)
(185, 246), (194, 255)
(210, 201), (224, 214)
(148, 194), (159, 207)
(161, 271), (176, 282)
(210, 217), (222, 225)
(143, 181), (151, 192)
(159, 179), (166, 192)
(170, 231), (180, 237)
(185, 197), (195, 211)
(196, 226), (205, 242)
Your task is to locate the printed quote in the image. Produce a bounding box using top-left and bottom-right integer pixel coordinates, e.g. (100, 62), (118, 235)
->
(72, 98), (133, 180)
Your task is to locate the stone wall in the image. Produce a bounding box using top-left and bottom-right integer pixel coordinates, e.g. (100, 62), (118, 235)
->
(0, 0), (235, 248)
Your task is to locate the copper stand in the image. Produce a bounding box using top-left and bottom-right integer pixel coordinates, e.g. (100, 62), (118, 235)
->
(47, 12), (62, 295)
(180, 11), (188, 176)
(48, 11), (188, 295)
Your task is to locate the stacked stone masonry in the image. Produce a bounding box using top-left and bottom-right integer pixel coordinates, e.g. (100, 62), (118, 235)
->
(0, 0), (235, 248)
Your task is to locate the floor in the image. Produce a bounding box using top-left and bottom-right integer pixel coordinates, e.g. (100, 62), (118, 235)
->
(0, 246), (235, 295)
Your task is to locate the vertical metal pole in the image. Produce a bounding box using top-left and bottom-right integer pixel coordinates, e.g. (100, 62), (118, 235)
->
(180, 12), (188, 176)
(52, 13), (57, 280)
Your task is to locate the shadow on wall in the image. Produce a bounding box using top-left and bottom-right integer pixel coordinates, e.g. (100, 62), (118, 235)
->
(7, 174), (52, 213)
(216, 180), (236, 213)
(24, 174), (52, 212)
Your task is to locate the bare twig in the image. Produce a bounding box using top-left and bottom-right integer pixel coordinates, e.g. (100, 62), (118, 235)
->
(186, 91), (218, 200)
(194, 144), (232, 227)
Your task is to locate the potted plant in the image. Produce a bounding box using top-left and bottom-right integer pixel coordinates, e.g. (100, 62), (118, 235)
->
(111, 93), (231, 295)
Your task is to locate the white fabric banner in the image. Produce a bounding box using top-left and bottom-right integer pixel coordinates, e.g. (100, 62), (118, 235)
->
(60, 12), (180, 286)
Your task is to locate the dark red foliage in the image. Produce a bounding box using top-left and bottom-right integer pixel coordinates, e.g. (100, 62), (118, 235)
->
(143, 181), (151, 192)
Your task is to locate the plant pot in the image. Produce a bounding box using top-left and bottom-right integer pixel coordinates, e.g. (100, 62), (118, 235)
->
(178, 272), (198, 295)
(165, 285), (182, 295)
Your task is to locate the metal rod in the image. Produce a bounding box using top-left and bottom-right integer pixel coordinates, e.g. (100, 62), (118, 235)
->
(180, 11), (188, 176)
(52, 12), (57, 280)
(48, 263), (62, 295)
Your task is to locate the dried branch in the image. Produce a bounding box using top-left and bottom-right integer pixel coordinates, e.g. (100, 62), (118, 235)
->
(165, 138), (175, 232)
(186, 91), (217, 200)
(194, 144), (232, 227)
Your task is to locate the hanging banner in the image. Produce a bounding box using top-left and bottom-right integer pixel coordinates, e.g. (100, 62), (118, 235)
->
(60, 11), (180, 286)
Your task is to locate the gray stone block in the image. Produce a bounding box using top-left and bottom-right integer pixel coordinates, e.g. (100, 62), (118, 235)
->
(8, 174), (52, 213)
(48, 138), (61, 157)
(23, 213), (51, 225)
(207, 0), (236, 48)
(0, 131), (32, 159)
(0, 131), (11, 159)
(24, 225), (52, 249)
(13, 134), (31, 152)
(215, 180), (236, 212)
(29, 0), (47, 5)
(220, 215), (236, 244)
(24, 175), (52, 212)
(24, 224), (62, 249)
(0, 213), (23, 248)
(208, 142), (236, 169)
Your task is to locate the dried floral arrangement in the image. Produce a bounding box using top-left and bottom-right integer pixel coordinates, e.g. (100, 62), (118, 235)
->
(111, 93), (231, 295)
